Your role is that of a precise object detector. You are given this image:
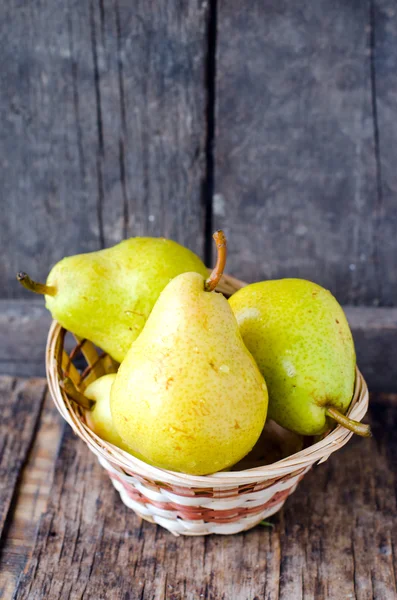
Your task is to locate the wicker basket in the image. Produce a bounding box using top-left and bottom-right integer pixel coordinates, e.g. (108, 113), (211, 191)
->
(46, 274), (370, 536)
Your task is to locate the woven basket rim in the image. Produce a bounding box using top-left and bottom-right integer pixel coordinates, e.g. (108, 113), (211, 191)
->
(45, 273), (370, 489)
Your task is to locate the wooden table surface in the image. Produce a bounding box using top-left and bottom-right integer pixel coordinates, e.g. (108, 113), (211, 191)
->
(0, 376), (396, 600)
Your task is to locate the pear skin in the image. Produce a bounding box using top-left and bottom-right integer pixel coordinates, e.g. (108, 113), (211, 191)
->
(17, 238), (208, 362)
(229, 279), (367, 437)
(85, 374), (129, 450)
(85, 374), (148, 460)
(111, 270), (268, 475)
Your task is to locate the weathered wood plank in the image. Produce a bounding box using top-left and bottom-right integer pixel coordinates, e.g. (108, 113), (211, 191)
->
(0, 378), (47, 547)
(372, 0), (397, 305)
(0, 0), (209, 299)
(92, 0), (209, 254)
(214, 0), (381, 306)
(0, 0), (101, 298)
(14, 394), (397, 599)
(0, 301), (50, 378)
(345, 306), (397, 392)
(0, 300), (76, 379)
(1, 301), (396, 392)
(0, 389), (62, 600)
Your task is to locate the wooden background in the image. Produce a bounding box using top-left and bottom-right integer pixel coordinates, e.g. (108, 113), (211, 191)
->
(0, 0), (396, 382)
(1, 0), (396, 305)
(0, 3), (397, 598)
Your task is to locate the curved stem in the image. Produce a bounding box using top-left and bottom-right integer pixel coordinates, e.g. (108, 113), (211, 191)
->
(325, 406), (371, 437)
(61, 377), (95, 410)
(204, 230), (227, 292)
(16, 272), (56, 296)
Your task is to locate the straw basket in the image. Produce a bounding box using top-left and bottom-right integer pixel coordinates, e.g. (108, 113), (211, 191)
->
(46, 273), (369, 536)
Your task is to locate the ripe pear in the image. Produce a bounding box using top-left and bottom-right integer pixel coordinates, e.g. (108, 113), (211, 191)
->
(111, 232), (268, 475)
(17, 238), (208, 362)
(62, 375), (151, 462)
(84, 374), (131, 451)
(229, 279), (370, 437)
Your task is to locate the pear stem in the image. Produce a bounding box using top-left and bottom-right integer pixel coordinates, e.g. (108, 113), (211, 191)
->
(204, 230), (227, 292)
(325, 406), (371, 437)
(61, 377), (95, 410)
(16, 272), (56, 296)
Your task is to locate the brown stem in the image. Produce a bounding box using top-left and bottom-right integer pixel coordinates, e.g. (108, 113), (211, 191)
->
(325, 406), (371, 437)
(16, 272), (56, 296)
(61, 377), (95, 410)
(204, 230), (227, 292)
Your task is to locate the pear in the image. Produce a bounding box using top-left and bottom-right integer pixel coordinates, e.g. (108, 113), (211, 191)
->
(229, 279), (371, 437)
(84, 374), (131, 451)
(62, 375), (150, 461)
(17, 237), (208, 362)
(111, 232), (268, 475)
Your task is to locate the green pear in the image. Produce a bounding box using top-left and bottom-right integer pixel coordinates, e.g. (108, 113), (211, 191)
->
(84, 374), (131, 451)
(229, 279), (370, 437)
(111, 232), (268, 475)
(17, 238), (208, 362)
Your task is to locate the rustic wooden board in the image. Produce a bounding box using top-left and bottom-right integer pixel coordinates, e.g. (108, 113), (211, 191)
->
(0, 389), (62, 600)
(0, 0), (100, 298)
(345, 306), (397, 392)
(0, 377), (47, 545)
(2, 301), (396, 391)
(372, 0), (397, 305)
(0, 301), (51, 378)
(0, 0), (209, 299)
(1, 0), (396, 308)
(13, 393), (397, 599)
(214, 0), (382, 306)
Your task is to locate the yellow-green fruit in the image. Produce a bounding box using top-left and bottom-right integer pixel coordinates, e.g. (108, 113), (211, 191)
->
(85, 374), (132, 452)
(85, 374), (156, 463)
(111, 272), (268, 475)
(229, 279), (356, 436)
(45, 238), (208, 362)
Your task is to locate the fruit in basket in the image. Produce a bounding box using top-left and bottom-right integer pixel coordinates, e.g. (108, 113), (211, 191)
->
(16, 238), (208, 362)
(84, 374), (132, 452)
(111, 231), (268, 475)
(229, 279), (371, 437)
(63, 375), (148, 460)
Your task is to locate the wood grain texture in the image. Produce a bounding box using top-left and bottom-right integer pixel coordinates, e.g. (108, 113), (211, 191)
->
(0, 0), (100, 298)
(0, 377), (47, 547)
(0, 0), (209, 299)
(214, 0), (382, 306)
(13, 393), (397, 599)
(371, 0), (397, 306)
(0, 300), (77, 379)
(2, 301), (396, 392)
(0, 389), (62, 600)
(0, 301), (51, 378)
(345, 306), (397, 392)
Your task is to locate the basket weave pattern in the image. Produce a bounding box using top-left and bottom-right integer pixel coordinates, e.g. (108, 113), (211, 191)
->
(46, 274), (370, 536)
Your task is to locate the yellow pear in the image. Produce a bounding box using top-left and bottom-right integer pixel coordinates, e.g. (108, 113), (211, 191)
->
(111, 232), (268, 475)
(84, 374), (131, 451)
(62, 375), (152, 462)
